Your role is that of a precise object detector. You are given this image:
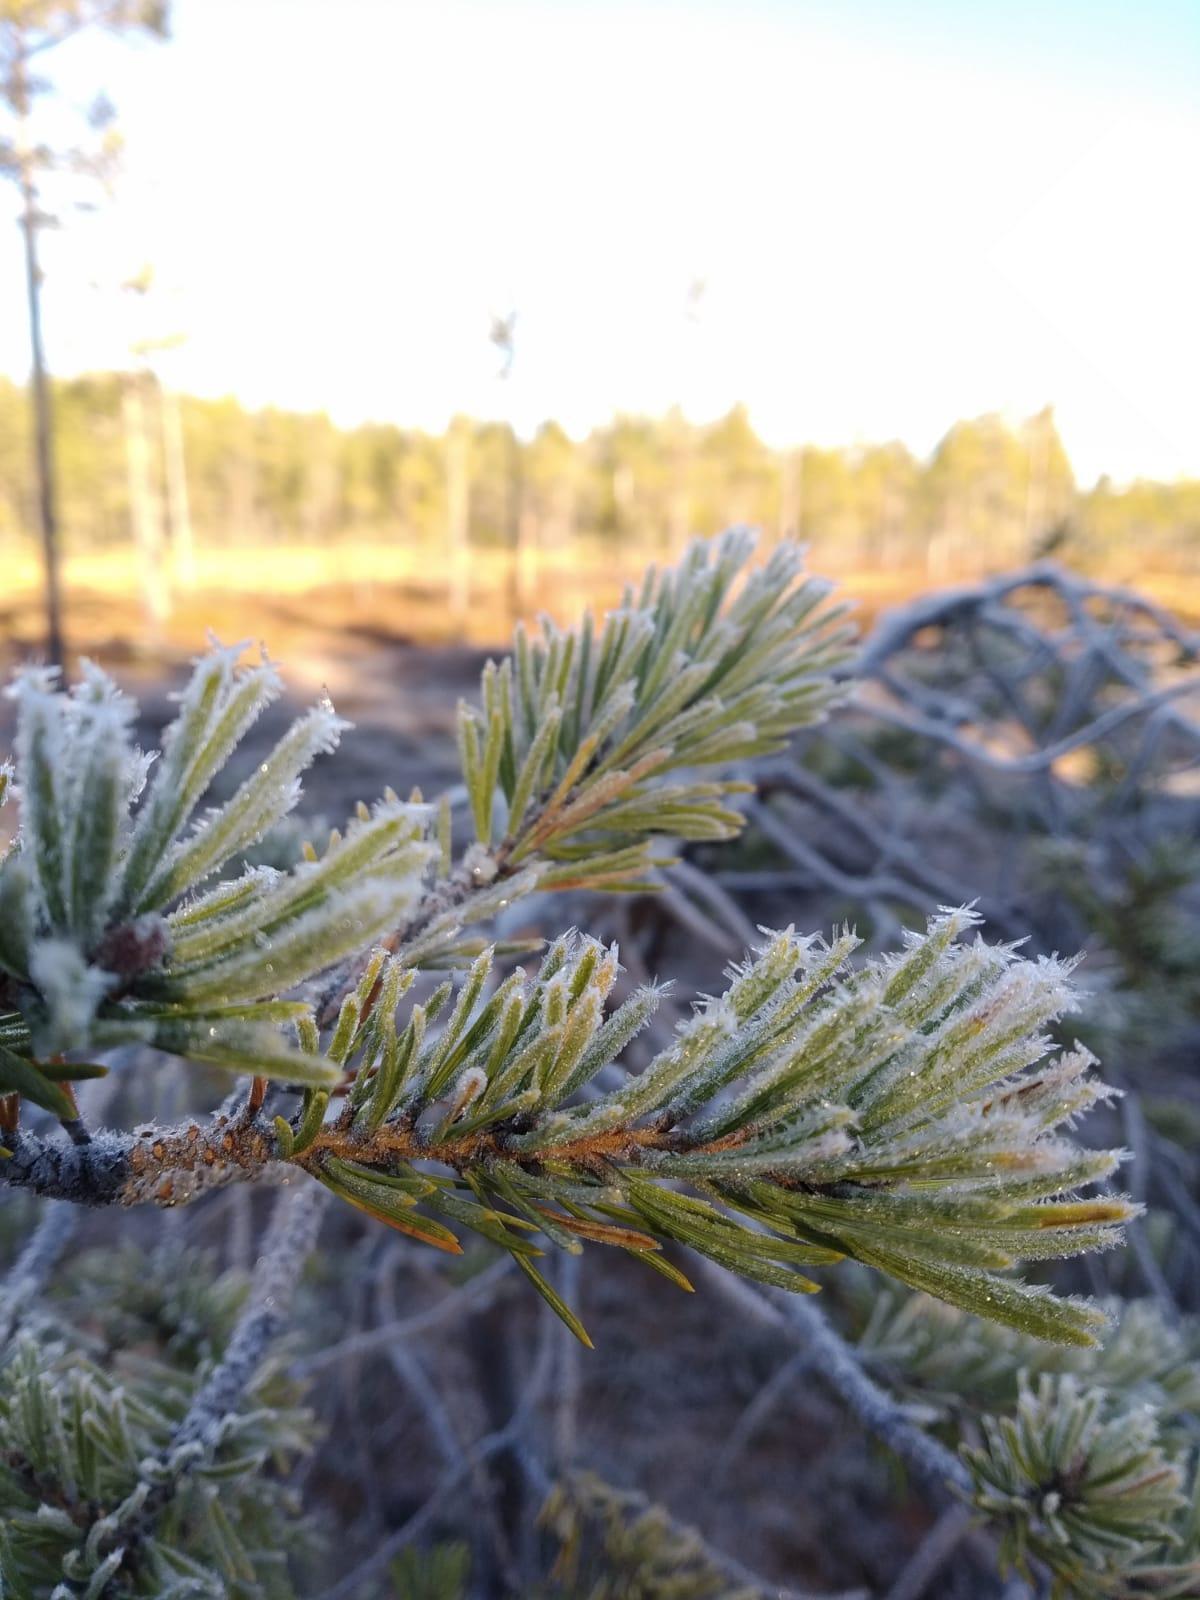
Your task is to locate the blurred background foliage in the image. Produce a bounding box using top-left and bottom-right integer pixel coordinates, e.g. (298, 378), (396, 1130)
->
(1, 380), (1197, 653)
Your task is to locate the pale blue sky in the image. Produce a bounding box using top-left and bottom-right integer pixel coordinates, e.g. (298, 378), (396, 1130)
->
(2, 0), (1197, 485)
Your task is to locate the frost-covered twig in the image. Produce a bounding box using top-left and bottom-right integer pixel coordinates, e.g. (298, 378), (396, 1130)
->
(882, 1504), (976, 1600)
(170, 1179), (327, 1453)
(62, 1182), (327, 1595)
(1, 1122), (136, 1204)
(854, 562), (1200, 679)
(868, 678), (1200, 777)
(726, 560), (1200, 1172)
(666, 855), (761, 948)
(849, 564), (1200, 789)
(291, 1253), (514, 1378)
(316, 1271), (564, 1600)
(713, 1346), (815, 1485)
(311, 1420), (533, 1600)
(698, 1261), (971, 1498)
(0, 1199), (76, 1344)
(0, 912), (1137, 1354)
(0, 1110), (276, 1206)
(753, 758), (1026, 939)
(375, 1248), (520, 1588)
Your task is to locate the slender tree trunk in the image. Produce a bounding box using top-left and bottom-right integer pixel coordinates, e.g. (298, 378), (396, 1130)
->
(779, 448), (799, 541)
(445, 419), (470, 631)
(123, 371), (170, 635)
(506, 425), (528, 626)
(158, 379), (196, 588)
(516, 500), (538, 618)
(667, 451), (690, 564)
(17, 161), (65, 666)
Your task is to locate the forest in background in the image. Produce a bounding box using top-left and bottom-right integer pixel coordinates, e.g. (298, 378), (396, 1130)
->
(1, 374), (1197, 610)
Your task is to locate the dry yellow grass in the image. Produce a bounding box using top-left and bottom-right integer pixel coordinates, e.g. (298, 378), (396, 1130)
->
(1, 535), (1195, 672)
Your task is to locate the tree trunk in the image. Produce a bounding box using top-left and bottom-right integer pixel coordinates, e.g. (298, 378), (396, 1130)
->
(506, 425), (529, 625)
(123, 371), (170, 635)
(445, 420), (470, 631)
(18, 163), (64, 666)
(158, 379), (196, 588)
(780, 448), (801, 542)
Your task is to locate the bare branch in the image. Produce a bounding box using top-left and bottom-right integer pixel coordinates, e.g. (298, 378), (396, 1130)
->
(697, 1262), (971, 1499)
(0, 1199), (76, 1344)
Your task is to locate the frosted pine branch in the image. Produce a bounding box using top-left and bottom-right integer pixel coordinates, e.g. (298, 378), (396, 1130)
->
(0, 536), (1134, 1352)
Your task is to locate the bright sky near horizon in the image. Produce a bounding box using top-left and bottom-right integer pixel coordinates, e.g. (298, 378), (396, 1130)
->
(1, 0), (1197, 487)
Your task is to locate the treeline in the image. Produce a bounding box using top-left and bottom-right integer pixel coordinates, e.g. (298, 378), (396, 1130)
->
(0, 373), (1196, 576)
